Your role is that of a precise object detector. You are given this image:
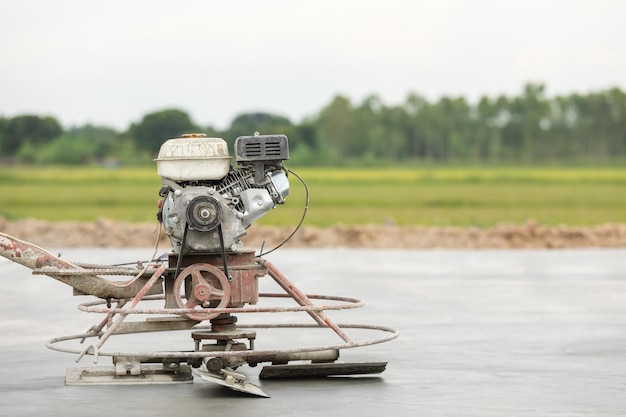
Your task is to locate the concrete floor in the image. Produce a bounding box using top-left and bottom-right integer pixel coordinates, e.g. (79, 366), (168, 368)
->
(0, 248), (625, 416)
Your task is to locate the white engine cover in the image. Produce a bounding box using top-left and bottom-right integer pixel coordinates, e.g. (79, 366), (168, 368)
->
(155, 134), (231, 181)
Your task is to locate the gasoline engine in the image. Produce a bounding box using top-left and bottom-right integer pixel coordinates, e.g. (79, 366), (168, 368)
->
(155, 133), (293, 320)
(157, 133), (290, 254)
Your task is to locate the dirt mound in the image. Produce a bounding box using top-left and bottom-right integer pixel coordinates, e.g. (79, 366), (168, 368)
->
(1, 217), (625, 249)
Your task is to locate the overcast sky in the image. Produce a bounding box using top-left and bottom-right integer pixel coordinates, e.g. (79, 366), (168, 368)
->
(1, 0), (625, 131)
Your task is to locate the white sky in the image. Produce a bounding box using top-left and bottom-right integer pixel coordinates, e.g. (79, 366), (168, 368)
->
(1, 0), (625, 130)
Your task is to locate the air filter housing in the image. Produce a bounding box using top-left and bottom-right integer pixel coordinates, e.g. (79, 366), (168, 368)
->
(235, 134), (289, 164)
(234, 134), (289, 184)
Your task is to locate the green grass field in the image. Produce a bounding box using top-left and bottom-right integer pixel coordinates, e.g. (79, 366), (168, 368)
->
(0, 165), (625, 226)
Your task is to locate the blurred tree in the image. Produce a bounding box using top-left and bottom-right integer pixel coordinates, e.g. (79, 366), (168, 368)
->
(224, 112), (293, 147)
(15, 141), (38, 163)
(67, 124), (119, 159)
(3, 84), (626, 165)
(475, 96), (500, 160)
(129, 109), (199, 154)
(227, 112), (292, 138)
(438, 96), (473, 160)
(353, 95), (381, 159)
(520, 83), (550, 161)
(404, 93), (428, 158)
(1, 115), (62, 156)
(35, 134), (98, 165)
(316, 95), (359, 160)
(67, 124), (118, 141)
(606, 87), (626, 156)
(296, 120), (319, 150)
(0, 116), (7, 156)
(363, 100), (409, 162)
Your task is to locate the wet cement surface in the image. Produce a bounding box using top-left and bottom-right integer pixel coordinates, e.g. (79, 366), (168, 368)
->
(0, 248), (625, 416)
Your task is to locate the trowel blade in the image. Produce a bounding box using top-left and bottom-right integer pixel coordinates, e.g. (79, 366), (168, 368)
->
(259, 362), (387, 379)
(193, 367), (269, 398)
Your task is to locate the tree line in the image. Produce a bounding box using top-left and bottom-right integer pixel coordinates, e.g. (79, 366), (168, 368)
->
(1, 83), (625, 166)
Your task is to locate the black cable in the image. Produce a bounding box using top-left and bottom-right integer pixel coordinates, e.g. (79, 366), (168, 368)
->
(217, 223), (231, 281)
(258, 168), (309, 257)
(174, 222), (189, 279)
